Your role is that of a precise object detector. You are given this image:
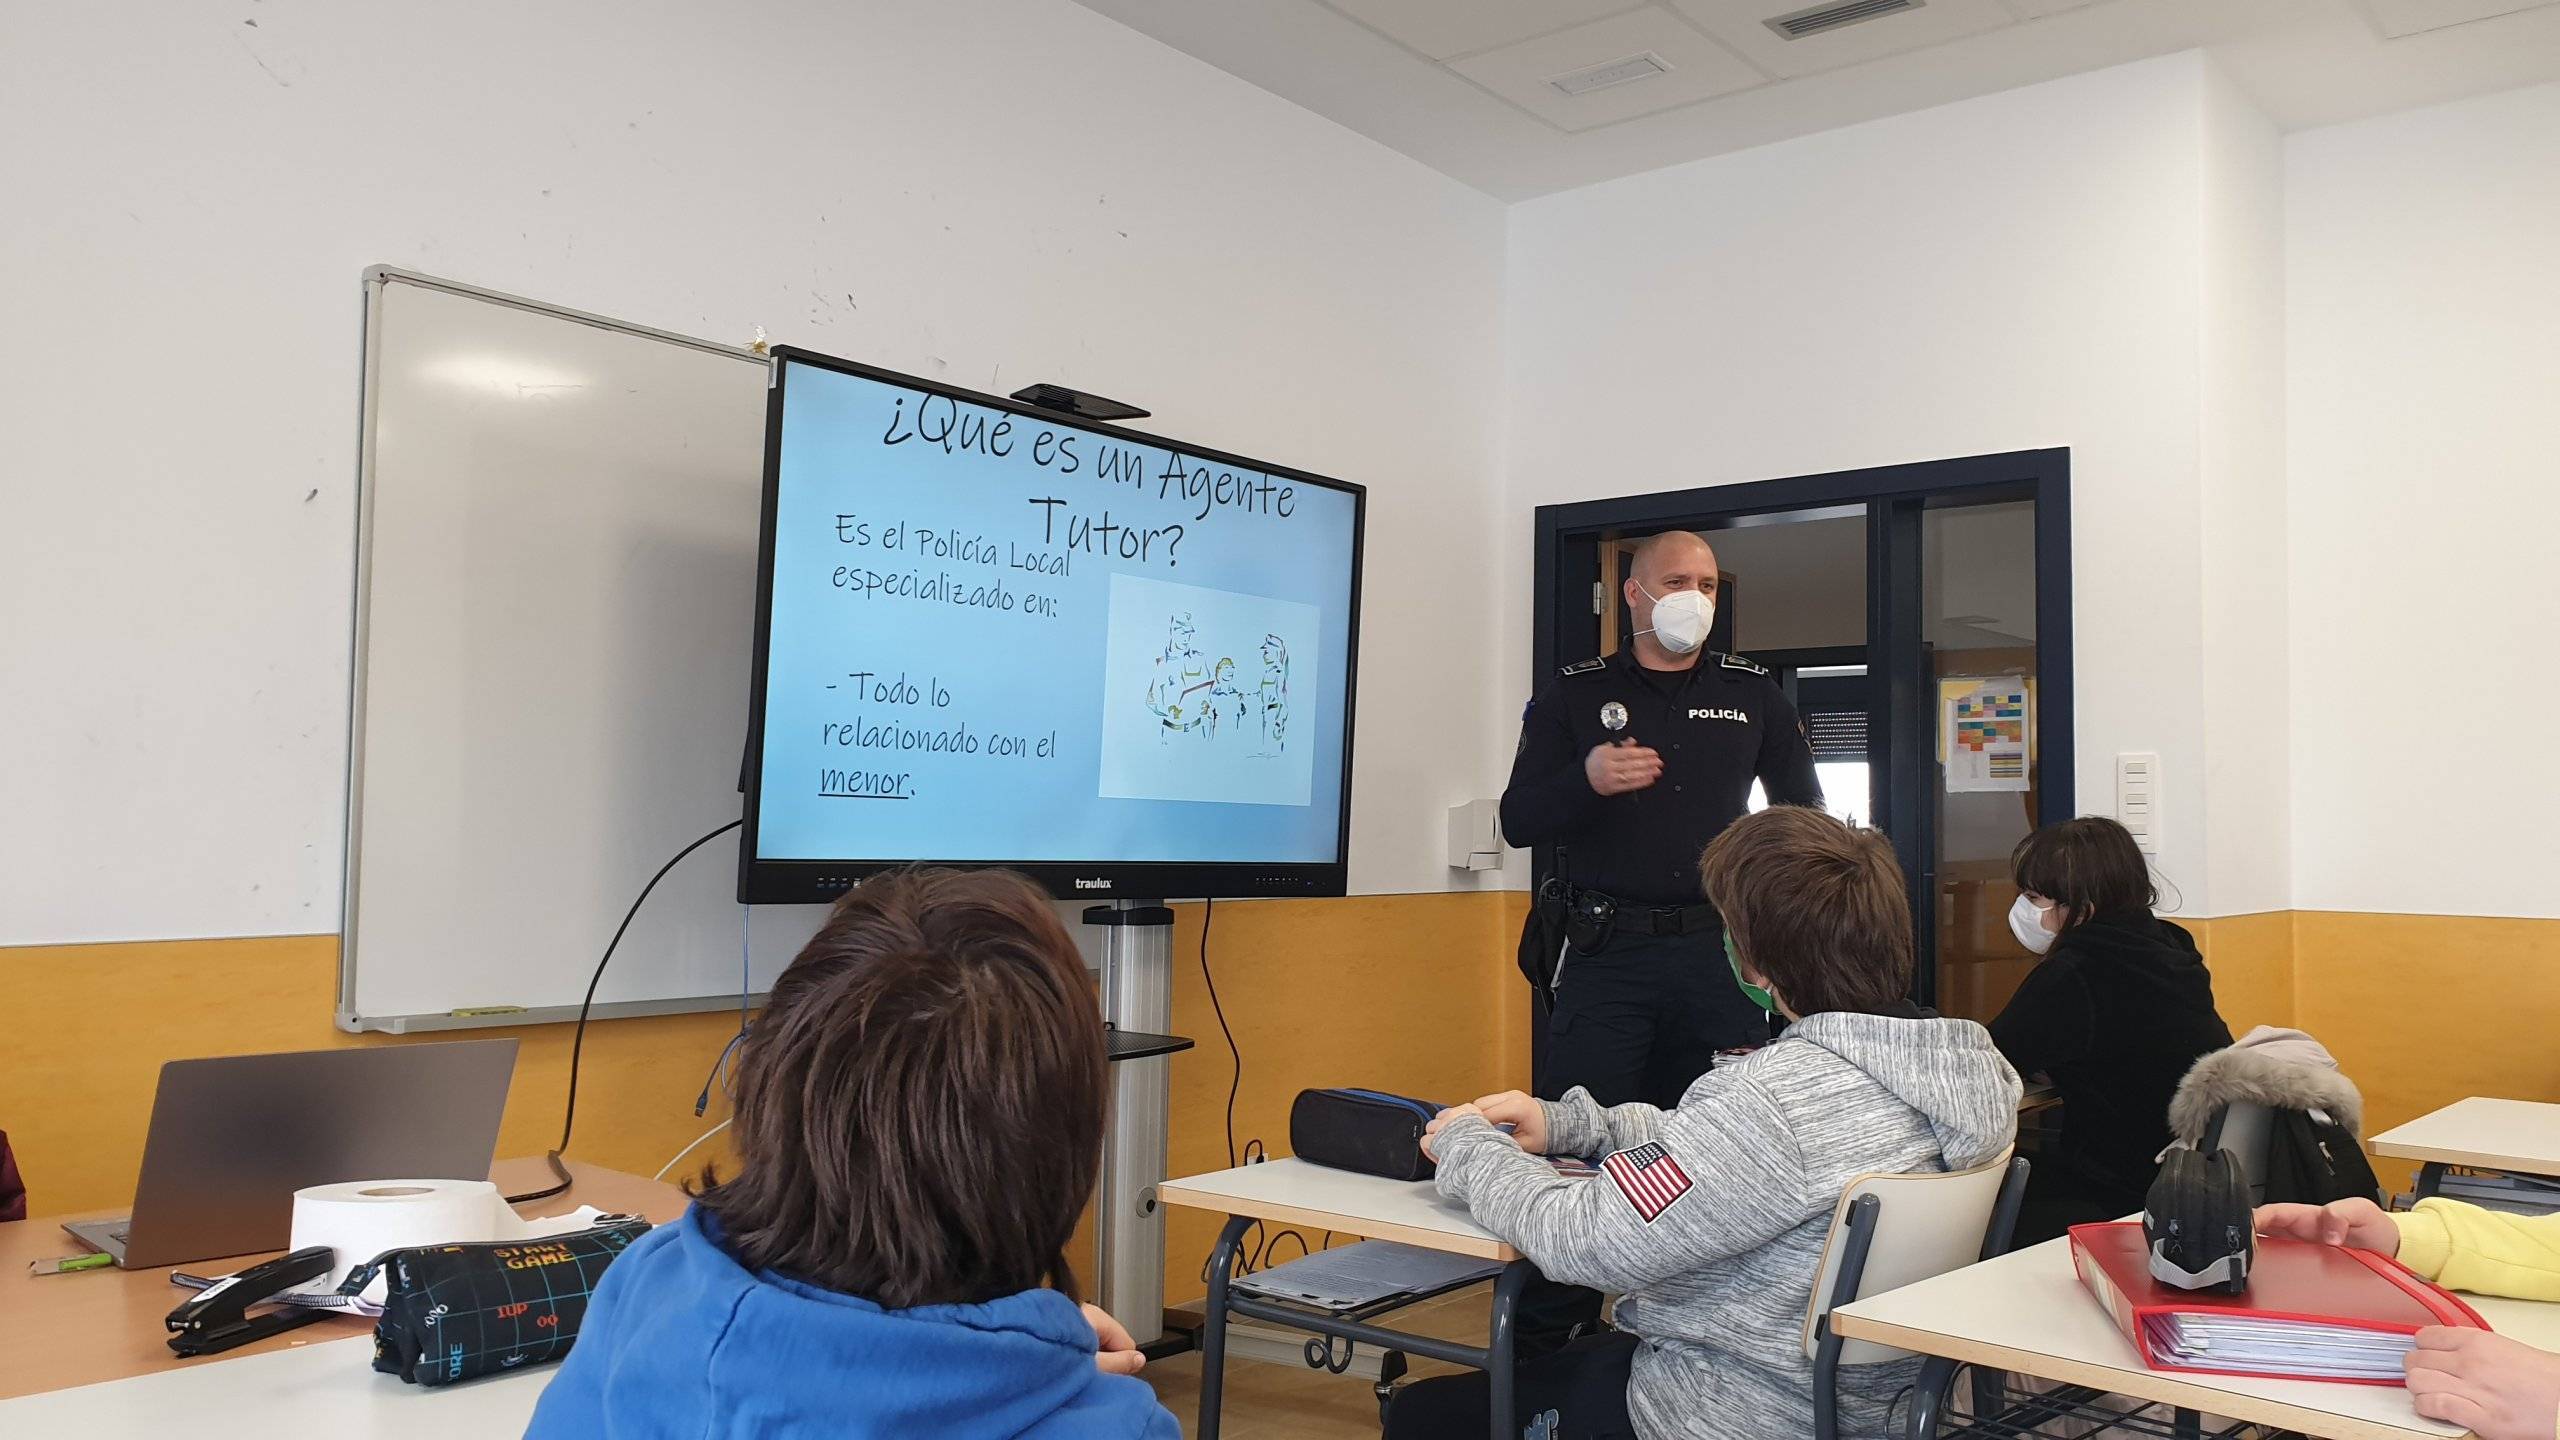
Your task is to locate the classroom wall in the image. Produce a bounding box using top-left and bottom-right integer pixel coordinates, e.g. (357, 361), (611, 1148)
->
(1499, 54), (2229, 912)
(2280, 81), (2560, 1161)
(0, 0), (1510, 952)
(0, 0), (1527, 1269)
(2285, 80), (2560, 921)
(2195, 64), (2293, 922)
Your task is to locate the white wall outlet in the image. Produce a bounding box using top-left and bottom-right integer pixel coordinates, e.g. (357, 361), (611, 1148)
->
(2115, 752), (2161, 856)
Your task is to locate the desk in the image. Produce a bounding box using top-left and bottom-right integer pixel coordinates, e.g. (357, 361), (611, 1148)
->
(0, 1158), (686, 1403)
(1160, 1160), (1527, 1440)
(1830, 1231), (2560, 1440)
(0, 1335), (542, 1438)
(2370, 1098), (2560, 1201)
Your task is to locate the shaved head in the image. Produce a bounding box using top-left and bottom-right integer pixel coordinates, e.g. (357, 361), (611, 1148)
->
(1630, 530), (1716, 588)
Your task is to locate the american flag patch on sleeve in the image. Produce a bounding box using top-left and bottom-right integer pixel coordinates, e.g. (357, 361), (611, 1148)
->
(1600, 1141), (1693, 1223)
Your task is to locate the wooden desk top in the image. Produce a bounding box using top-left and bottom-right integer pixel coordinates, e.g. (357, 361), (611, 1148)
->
(1831, 1232), (2560, 1440)
(0, 1158), (687, 1402)
(1159, 1159), (1519, 1261)
(2370, 1097), (2560, 1176)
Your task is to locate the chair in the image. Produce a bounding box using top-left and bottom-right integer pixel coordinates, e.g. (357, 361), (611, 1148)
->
(1802, 1150), (2031, 1440)
(2198, 1100), (2277, 1205)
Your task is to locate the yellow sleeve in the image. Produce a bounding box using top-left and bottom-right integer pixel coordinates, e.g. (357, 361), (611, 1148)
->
(2388, 1199), (2560, 1301)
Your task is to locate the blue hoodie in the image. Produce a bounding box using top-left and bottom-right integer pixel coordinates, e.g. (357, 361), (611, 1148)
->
(526, 1206), (1179, 1439)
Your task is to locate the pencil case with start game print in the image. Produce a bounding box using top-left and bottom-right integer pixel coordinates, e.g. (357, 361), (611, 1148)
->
(339, 1215), (652, 1386)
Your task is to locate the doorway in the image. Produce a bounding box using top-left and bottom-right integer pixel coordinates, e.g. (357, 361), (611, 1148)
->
(1528, 450), (2073, 1018)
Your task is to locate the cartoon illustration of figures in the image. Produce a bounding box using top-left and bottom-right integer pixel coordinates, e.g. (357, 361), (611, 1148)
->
(1205, 658), (1247, 739)
(1253, 634), (1289, 756)
(1144, 612), (1211, 737)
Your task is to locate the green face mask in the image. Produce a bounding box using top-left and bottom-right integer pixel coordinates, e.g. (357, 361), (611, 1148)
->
(1724, 932), (1777, 1015)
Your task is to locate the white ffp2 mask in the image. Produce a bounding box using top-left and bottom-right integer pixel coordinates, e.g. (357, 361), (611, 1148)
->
(2009, 893), (2059, 954)
(1638, 585), (1714, 654)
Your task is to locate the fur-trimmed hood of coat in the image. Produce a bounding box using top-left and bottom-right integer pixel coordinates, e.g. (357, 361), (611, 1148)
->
(2167, 1025), (2364, 1143)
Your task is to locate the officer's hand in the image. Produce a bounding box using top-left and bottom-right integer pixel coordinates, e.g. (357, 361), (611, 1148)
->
(1584, 739), (1663, 796)
(2403, 1328), (2560, 1440)
(2254, 1199), (2399, 1256)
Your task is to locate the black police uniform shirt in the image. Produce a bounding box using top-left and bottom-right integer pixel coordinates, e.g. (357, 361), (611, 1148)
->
(1500, 648), (1824, 907)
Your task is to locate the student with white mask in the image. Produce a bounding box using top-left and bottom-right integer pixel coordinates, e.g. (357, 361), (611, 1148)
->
(1989, 816), (2234, 1245)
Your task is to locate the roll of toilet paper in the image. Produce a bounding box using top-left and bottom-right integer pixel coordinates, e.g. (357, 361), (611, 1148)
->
(287, 1178), (513, 1300)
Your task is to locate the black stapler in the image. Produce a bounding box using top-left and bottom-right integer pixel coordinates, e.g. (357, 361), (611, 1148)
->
(165, 1245), (338, 1356)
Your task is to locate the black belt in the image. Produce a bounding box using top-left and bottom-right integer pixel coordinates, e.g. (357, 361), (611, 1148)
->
(1614, 901), (1720, 937)
(1547, 881), (1718, 937)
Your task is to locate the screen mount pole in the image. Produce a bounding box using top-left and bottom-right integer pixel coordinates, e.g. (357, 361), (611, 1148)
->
(1088, 901), (1176, 1346)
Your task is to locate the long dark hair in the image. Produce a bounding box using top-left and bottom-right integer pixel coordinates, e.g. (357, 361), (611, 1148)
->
(2011, 816), (2156, 929)
(694, 867), (1105, 1309)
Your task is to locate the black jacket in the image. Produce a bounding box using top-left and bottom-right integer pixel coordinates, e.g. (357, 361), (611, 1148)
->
(1989, 911), (2234, 1208)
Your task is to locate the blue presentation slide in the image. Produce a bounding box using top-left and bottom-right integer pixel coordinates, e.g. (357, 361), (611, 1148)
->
(753, 361), (1358, 866)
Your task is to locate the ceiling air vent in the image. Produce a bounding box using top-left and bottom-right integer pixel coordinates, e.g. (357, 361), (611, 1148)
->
(1764, 0), (1926, 40)
(1547, 52), (1672, 97)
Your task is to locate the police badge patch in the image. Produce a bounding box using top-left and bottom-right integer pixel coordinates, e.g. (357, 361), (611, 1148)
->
(1600, 701), (1628, 732)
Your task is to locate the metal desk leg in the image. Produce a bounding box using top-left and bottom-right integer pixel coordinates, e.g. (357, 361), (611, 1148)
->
(2173, 1406), (2201, 1440)
(1906, 1355), (1961, 1440)
(1198, 1215), (1252, 1440)
(1485, 1260), (1533, 1440)
(2414, 1162), (2447, 1202)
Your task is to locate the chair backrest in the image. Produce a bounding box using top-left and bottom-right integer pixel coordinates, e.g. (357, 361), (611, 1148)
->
(1801, 1148), (2017, 1367)
(2200, 1101), (2276, 1206)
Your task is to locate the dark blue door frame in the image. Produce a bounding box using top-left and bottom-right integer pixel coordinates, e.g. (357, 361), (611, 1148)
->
(1526, 448), (2073, 1009)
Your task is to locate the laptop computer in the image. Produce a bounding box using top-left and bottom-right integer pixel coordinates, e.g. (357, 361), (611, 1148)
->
(63, 1039), (517, 1269)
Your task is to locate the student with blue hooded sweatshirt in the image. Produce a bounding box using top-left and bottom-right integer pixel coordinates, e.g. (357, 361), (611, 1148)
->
(526, 867), (1178, 1440)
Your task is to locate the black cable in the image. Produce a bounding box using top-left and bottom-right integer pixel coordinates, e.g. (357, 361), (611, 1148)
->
(504, 817), (743, 1205)
(1200, 897), (1240, 1169)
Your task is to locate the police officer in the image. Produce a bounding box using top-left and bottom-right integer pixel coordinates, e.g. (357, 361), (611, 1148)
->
(1501, 529), (1824, 1346)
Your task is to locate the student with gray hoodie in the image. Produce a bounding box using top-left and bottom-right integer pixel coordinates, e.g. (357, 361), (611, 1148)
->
(1402, 806), (2021, 1440)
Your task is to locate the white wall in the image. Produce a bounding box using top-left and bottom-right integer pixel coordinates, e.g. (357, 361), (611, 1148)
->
(1501, 54), (2235, 911)
(2286, 81), (2560, 918)
(2196, 62), (2292, 919)
(0, 0), (1508, 945)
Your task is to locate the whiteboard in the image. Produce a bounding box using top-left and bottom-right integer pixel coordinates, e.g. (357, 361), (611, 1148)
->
(341, 270), (826, 1032)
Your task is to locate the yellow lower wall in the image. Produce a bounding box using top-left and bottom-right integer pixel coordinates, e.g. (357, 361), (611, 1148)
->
(2188, 910), (2560, 1192)
(9, 901), (2550, 1287)
(0, 891), (1534, 1314)
(1159, 891), (1531, 1305)
(2188, 911), (2298, 1037)
(2292, 911), (2560, 1190)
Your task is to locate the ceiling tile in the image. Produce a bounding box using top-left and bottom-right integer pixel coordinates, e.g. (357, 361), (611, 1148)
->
(1446, 7), (1766, 132)
(1670, 0), (2018, 79)
(1325, 0), (1648, 61)
(2365, 0), (2560, 38)
(2001, 0), (2111, 17)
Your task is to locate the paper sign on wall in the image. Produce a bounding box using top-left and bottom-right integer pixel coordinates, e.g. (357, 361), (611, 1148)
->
(1943, 678), (2032, 793)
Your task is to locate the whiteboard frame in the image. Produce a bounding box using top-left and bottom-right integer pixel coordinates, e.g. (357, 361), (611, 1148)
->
(337, 267), (773, 1034)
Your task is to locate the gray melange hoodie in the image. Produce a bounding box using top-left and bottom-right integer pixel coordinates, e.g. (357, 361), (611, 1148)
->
(1432, 1011), (2020, 1440)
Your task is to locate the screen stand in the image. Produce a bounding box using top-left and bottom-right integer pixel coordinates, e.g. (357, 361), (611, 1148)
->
(1087, 902), (1178, 1348)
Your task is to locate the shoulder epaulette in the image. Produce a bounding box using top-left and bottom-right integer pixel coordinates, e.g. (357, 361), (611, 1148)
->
(1560, 656), (1606, 677)
(1717, 652), (1769, 676)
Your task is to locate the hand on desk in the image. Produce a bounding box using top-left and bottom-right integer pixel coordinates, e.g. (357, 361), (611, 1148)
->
(1081, 1304), (1145, 1376)
(1422, 1091), (1547, 1161)
(2253, 1198), (2399, 1256)
(2403, 1328), (2560, 1440)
